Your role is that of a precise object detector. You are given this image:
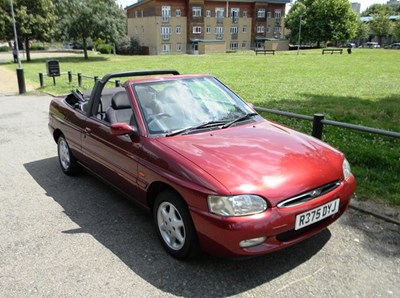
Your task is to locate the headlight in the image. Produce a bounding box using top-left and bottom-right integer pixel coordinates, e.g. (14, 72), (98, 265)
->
(343, 159), (351, 180)
(208, 195), (267, 216)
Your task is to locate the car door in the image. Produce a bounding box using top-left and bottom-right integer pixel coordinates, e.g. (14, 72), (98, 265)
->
(81, 108), (144, 202)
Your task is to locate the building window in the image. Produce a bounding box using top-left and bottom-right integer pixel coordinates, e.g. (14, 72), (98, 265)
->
(242, 25), (247, 33)
(215, 26), (224, 39)
(274, 27), (281, 33)
(257, 9), (265, 18)
(161, 27), (171, 40)
(162, 44), (171, 52)
(206, 26), (211, 34)
(231, 8), (239, 23)
(267, 12), (272, 18)
(193, 7), (201, 17)
(193, 26), (202, 34)
(257, 26), (265, 33)
(216, 8), (224, 23)
(176, 9), (181, 17)
(176, 26), (181, 34)
(215, 27), (224, 34)
(162, 6), (171, 22)
(176, 43), (182, 52)
(230, 27), (238, 34)
(230, 42), (238, 50)
(206, 10), (211, 17)
(243, 10), (247, 17)
(242, 41), (247, 48)
(274, 9), (282, 19)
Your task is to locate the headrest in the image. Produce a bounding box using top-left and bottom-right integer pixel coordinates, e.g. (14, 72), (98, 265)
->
(111, 91), (130, 109)
(159, 86), (179, 103)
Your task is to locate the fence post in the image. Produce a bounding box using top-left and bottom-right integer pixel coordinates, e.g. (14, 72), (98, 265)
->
(115, 80), (120, 87)
(312, 113), (325, 139)
(78, 73), (82, 87)
(68, 71), (72, 83)
(39, 73), (44, 88)
(94, 76), (98, 84)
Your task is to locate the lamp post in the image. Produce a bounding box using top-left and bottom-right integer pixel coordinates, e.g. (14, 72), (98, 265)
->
(10, 0), (26, 94)
(297, 14), (302, 56)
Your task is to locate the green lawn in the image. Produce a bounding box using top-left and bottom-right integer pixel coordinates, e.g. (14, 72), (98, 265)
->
(6, 49), (400, 205)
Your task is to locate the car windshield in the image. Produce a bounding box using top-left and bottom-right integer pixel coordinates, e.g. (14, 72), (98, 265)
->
(131, 76), (256, 136)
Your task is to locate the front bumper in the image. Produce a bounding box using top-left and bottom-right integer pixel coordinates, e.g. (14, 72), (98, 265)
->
(190, 175), (356, 257)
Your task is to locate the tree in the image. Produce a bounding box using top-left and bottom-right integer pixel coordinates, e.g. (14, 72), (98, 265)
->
(55, 0), (126, 59)
(361, 4), (392, 17)
(361, 3), (400, 16)
(286, 0), (358, 47)
(369, 9), (393, 44)
(0, 1), (11, 41)
(355, 21), (370, 46)
(393, 22), (400, 42)
(2, 0), (57, 61)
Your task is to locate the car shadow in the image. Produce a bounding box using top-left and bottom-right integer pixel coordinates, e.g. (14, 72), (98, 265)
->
(24, 157), (331, 297)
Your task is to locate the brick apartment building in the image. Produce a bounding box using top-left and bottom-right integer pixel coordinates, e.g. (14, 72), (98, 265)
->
(126, 0), (290, 55)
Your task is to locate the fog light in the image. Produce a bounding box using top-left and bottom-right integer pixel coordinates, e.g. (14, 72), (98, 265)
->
(239, 237), (267, 248)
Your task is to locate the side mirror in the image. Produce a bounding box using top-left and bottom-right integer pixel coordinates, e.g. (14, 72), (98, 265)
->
(111, 123), (137, 136)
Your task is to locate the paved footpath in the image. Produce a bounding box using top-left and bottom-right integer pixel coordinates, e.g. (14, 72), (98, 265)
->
(0, 65), (34, 95)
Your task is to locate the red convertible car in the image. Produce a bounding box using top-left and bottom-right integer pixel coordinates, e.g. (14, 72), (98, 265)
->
(49, 70), (356, 259)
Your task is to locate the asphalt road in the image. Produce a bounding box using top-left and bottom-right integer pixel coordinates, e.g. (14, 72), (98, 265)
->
(0, 94), (399, 297)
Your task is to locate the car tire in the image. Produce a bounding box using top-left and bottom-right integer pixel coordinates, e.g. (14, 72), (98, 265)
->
(153, 190), (200, 259)
(57, 135), (81, 175)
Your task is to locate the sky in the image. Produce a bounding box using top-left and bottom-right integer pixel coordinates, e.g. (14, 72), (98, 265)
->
(116, 0), (391, 13)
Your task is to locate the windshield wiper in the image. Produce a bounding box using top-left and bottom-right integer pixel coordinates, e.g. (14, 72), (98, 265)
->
(166, 120), (226, 137)
(221, 113), (258, 129)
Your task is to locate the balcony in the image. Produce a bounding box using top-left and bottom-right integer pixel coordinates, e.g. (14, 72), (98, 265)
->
(216, 17), (224, 24)
(216, 34), (224, 40)
(161, 34), (170, 41)
(232, 17), (239, 24)
(231, 33), (238, 40)
(162, 16), (170, 23)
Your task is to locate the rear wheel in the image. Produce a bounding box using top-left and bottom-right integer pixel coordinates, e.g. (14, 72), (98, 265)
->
(57, 135), (81, 175)
(153, 190), (200, 259)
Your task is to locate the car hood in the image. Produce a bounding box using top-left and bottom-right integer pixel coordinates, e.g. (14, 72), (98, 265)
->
(156, 120), (344, 203)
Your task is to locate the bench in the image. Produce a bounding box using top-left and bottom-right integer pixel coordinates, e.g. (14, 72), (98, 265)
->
(322, 48), (343, 55)
(255, 49), (275, 55)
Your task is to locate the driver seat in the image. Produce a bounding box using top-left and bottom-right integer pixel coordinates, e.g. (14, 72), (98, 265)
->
(106, 91), (133, 124)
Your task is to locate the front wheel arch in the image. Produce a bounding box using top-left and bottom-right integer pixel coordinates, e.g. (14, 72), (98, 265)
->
(153, 189), (201, 259)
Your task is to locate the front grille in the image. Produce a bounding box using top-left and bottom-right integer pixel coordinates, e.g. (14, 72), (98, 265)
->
(277, 180), (341, 208)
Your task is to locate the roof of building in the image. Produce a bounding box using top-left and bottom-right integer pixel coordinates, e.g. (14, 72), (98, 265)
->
(360, 15), (400, 22)
(126, 0), (291, 10)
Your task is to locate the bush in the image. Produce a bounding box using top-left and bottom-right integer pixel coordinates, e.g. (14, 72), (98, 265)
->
(30, 43), (46, 51)
(0, 46), (9, 52)
(116, 36), (144, 55)
(96, 43), (113, 54)
(73, 39), (94, 50)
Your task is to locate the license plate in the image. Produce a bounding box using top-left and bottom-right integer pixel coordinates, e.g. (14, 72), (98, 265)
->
(295, 199), (340, 230)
